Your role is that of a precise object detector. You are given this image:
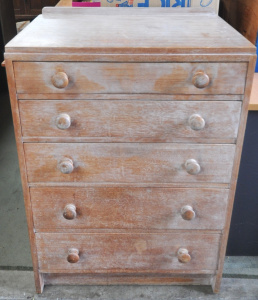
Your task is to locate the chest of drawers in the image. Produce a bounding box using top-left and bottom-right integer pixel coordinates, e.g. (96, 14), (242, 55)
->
(5, 7), (256, 293)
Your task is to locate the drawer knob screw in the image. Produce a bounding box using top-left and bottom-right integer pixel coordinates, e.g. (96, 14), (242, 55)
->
(177, 248), (191, 263)
(63, 204), (77, 220)
(52, 71), (69, 89)
(56, 113), (71, 130)
(185, 159), (201, 175)
(192, 71), (210, 89)
(58, 158), (74, 174)
(67, 248), (80, 263)
(189, 114), (205, 131)
(181, 205), (196, 221)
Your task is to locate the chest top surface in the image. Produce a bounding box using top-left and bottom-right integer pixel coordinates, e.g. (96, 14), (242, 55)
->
(5, 7), (255, 55)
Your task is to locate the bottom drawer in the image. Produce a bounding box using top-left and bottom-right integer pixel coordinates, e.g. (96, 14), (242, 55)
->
(36, 232), (220, 273)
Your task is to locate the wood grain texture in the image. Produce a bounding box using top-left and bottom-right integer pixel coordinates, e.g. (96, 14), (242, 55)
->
(46, 7), (215, 16)
(5, 8), (255, 54)
(44, 272), (214, 285)
(56, 0), (71, 6)
(28, 182), (230, 189)
(220, 0), (258, 45)
(4, 59), (44, 293)
(24, 143), (236, 184)
(30, 187), (229, 231)
(35, 228), (221, 235)
(36, 232), (220, 272)
(4, 7), (256, 293)
(17, 93), (243, 101)
(248, 73), (258, 110)
(19, 100), (241, 143)
(14, 62), (247, 95)
(13, 0), (59, 20)
(21, 137), (238, 145)
(5, 52), (254, 63)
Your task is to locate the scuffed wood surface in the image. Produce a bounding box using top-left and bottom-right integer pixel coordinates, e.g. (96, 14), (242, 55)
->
(24, 143), (235, 184)
(44, 272), (213, 285)
(46, 7), (215, 16)
(29, 182), (230, 189)
(17, 93), (242, 101)
(19, 100), (241, 143)
(5, 52), (255, 63)
(14, 62), (247, 95)
(4, 6), (256, 293)
(36, 232), (220, 272)
(30, 187), (229, 230)
(5, 8), (255, 54)
(212, 56), (257, 293)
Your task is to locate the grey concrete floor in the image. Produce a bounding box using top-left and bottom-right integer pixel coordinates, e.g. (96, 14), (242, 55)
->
(1, 269), (258, 300)
(0, 92), (258, 299)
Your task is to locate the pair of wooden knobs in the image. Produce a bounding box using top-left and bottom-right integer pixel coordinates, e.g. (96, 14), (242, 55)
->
(55, 113), (205, 131)
(66, 248), (191, 264)
(62, 204), (195, 221)
(51, 71), (210, 90)
(57, 158), (201, 175)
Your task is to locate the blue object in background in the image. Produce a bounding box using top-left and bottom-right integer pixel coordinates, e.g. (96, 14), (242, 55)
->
(160, 0), (191, 7)
(172, 0), (185, 7)
(118, 1), (133, 6)
(200, 0), (213, 7)
(138, 0), (149, 7)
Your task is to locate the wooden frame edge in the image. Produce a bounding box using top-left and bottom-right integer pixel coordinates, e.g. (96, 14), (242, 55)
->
(4, 53), (254, 62)
(4, 59), (44, 293)
(211, 55), (257, 293)
(43, 272), (214, 286)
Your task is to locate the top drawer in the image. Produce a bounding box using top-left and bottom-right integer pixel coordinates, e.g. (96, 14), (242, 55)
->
(14, 62), (247, 95)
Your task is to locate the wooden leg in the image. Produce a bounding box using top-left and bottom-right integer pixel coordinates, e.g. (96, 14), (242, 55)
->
(35, 272), (44, 294)
(211, 274), (221, 293)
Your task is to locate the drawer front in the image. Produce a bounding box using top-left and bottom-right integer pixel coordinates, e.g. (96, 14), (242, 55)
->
(36, 232), (220, 272)
(14, 62), (247, 95)
(30, 187), (229, 230)
(19, 100), (241, 142)
(24, 143), (235, 184)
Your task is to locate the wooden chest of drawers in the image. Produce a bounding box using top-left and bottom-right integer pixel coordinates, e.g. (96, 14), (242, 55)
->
(5, 7), (256, 293)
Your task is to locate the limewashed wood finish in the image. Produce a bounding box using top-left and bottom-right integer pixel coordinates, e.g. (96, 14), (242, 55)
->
(36, 232), (220, 272)
(19, 100), (241, 143)
(4, 7), (256, 294)
(5, 7), (254, 54)
(13, 62), (247, 94)
(30, 187), (229, 231)
(24, 143), (236, 184)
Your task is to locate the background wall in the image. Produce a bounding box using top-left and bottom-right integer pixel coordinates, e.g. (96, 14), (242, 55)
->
(227, 112), (258, 255)
(220, 0), (258, 45)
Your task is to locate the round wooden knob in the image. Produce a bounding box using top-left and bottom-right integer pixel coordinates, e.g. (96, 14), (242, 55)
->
(58, 158), (74, 174)
(63, 204), (77, 220)
(177, 248), (191, 263)
(52, 72), (69, 89)
(192, 71), (210, 89)
(181, 205), (196, 221)
(56, 113), (71, 130)
(185, 159), (201, 175)
(67, 248), (79, 263)
(189, 114), (205, 131)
